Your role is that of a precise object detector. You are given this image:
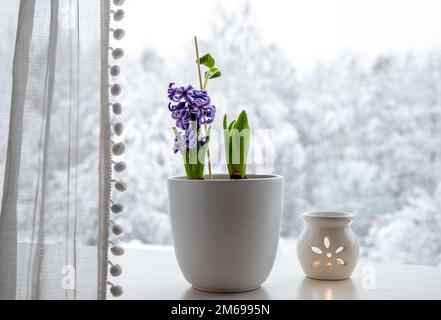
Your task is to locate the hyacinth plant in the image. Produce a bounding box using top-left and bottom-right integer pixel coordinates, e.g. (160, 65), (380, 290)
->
(223, 110), (251, 179)
(167, 37), (221, 180)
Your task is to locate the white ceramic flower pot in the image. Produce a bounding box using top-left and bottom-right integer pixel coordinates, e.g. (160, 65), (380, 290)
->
(168, 174), (284, 292)
(297, 211), (359, 281)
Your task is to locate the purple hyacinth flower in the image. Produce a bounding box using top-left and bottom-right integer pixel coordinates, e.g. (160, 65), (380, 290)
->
(190, 90), (211, 108)
(168, 83), (177, 101)
(167, 83), (216, 155)
(168, 101), (186, 112)
(186, 124), (198, 149)
(173, 131), (186, 154)
(168, 83), (194, 103)
(201, 105), (216, 125)
(189, 105), (204, 120)
(176, 85), (194, 104)
(173, 122), (200, 153)
(172, 109), (192, 130)
(198, 131), (208, 146)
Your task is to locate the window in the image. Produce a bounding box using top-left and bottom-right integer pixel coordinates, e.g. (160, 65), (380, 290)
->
(115, 0), (441, 266)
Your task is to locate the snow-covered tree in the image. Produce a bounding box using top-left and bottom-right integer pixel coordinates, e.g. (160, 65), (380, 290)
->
(366, 185), (441, 266)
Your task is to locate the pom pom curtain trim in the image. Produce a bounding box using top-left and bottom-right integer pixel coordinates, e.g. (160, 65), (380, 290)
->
(106, 0), (127, 298)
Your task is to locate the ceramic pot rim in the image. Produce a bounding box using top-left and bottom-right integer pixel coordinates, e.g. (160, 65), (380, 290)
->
(302, 210), (354, 219)
(168, 174), (283, 183)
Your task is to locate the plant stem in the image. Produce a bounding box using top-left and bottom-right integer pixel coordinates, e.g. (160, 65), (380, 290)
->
(194, 37), (204, 92)
(202, 76), (209, 91)
(194, 36), (212, 180)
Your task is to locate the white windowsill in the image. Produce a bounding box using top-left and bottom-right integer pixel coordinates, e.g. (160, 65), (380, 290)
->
(109, 246), (441, 300)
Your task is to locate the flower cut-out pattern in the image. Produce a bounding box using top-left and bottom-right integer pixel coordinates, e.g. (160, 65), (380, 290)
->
(310, 236), (346, 272)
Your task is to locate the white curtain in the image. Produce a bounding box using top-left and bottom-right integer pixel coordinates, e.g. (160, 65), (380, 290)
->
(0, 0), (112, 299)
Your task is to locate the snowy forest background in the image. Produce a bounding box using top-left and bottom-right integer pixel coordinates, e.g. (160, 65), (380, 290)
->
(107, 1), (441, 267)
(2, 0), (440, 267)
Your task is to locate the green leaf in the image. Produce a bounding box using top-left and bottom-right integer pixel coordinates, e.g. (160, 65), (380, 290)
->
(223, 110), (250, 179)
(223, 115), (233, 175)
(183, 147), (207, 180)
(235, 110), (249, 130)
(205, 67), (222, 80)
(208, 69), (222, 79)
(199, 53), (215, 69)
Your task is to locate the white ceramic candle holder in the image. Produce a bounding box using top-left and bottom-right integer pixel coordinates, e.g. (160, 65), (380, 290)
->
(297, 211), (359, 280)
